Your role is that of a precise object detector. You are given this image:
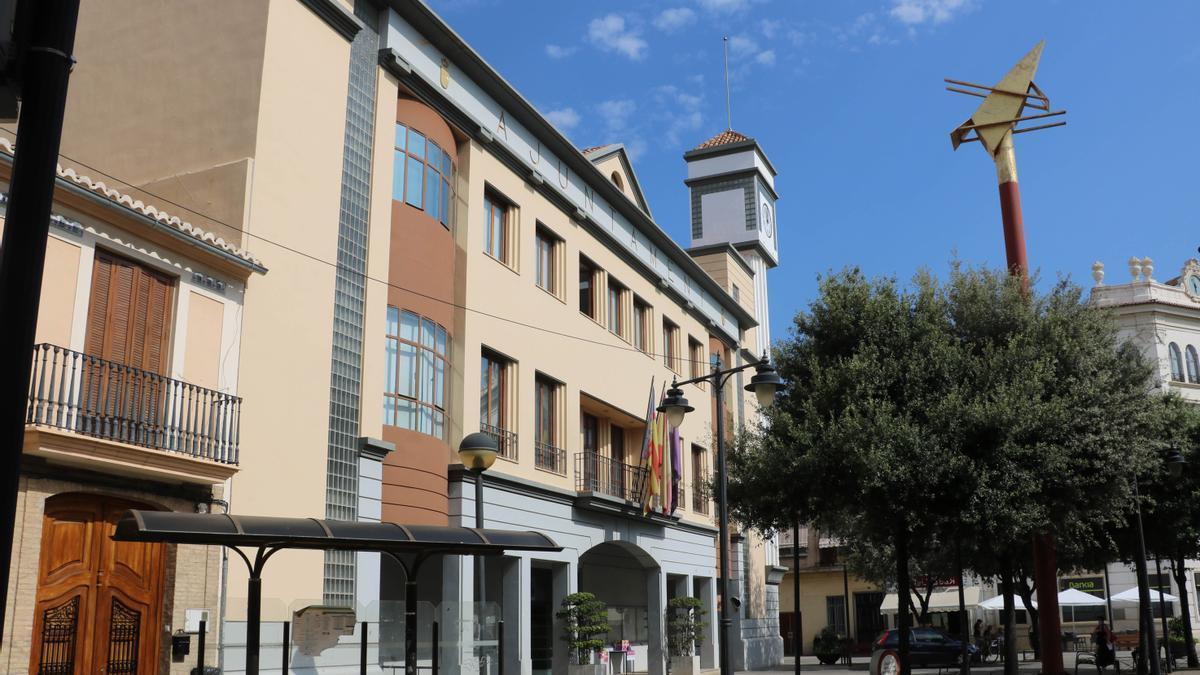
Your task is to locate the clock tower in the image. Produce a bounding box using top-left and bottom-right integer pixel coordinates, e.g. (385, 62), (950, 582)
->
(684, 129), (779, 355)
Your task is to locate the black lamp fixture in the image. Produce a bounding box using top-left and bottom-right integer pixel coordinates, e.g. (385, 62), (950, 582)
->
(659, 384), (695, 428)
(655, 351), (785, 675)
(458, 432), (498, 474)
(745, 357), (785, 409)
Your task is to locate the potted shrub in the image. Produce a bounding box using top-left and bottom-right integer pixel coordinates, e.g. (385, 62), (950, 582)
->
(557, 592), (610, 675)
(1168, 618), (1190, 659)
(813, 626), (844, 665)
(666, 597), (708, 675)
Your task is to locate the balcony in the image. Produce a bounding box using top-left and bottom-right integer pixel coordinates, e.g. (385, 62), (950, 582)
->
(574, 451), (646, 502)
(481, 423), (518, 462)
(691, 481), (710, 515)
(24, 344), (241, 483)
(534, 441), (566, 475)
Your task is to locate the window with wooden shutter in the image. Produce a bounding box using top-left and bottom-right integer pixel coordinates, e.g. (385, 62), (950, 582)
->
(80, 251), (176, 444)
(84, 251), (174, 373)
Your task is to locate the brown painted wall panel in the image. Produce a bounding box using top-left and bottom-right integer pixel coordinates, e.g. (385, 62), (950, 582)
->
(382, 97), (461, 528)
(388, 204), (457, 329)
(381, 425), (450, 526)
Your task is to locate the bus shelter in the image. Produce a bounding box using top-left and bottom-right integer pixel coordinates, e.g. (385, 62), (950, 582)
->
(113, 510), (562, 675)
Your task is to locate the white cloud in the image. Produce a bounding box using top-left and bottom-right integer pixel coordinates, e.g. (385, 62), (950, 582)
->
(755, 49), (776, 66)
(545, 44), (577, 59)
(759, 18), (781, 39)
(544, 107), (581, 131)
(587, 14), (648, 60)
(653, 85), (706, 146)
(696, 0), (752, 13)
(889, 0), (974, 25)
(597, 99), (637, 131)
(653, 7), (696, 32)
(729, 34), (759, 57)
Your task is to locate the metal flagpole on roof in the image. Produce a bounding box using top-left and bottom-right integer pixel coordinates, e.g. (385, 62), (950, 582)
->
(723, 36), (732, 130)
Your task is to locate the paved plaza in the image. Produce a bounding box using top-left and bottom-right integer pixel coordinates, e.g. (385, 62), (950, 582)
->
(726, 653), (1200, 675)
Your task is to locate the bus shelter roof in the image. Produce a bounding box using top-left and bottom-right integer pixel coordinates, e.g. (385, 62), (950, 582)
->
(112, 510), (562, 556)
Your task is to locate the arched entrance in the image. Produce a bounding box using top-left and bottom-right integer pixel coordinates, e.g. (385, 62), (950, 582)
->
(29, 493), (167, 674)
(579, 541), (662, 673)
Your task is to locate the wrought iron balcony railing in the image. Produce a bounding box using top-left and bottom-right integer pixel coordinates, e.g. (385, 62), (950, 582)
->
(534, 441), (566, 475)
(481, 423), (518, 461)
(27, 343), (241, 464)
(692, 481), (711, 515)
(574, 451), (648, 503)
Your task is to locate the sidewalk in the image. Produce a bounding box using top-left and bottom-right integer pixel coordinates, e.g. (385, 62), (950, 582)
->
(726, 654), (1200, 675)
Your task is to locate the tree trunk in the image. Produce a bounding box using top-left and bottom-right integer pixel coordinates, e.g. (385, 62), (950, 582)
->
(897, 530), (912, 675)
(917, 579), (935, 626)
(957, 545), (969, 675)
(1171, 551), (1198, 668)
(1017, 579), (1040, 659)
(1002, 564), (1019, 675)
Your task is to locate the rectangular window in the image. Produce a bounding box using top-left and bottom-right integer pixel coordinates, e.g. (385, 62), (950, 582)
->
(535, 226), (560, 296)
(610, 425), (625, 462)
(1148, 573), (1175, 618)
(579, 256), (599, 320)
(424, 163), (440, 221)
(633, 298), (650, 353)
(689, 337), (705, 381)
(392, 150), (405, 202)
(405, 156), (423, 208)
(481, 348), (517, 460)
(393, 124), (454, 229)
(384, 307), (449, 438)
(663, 319), (680, 372)
(732, 284), (740, 303)
(691, 444), (708, 514)
(483, 192), (510, 263)
(826, 596), (847, 636)
(407, 128), (426, 159)
(582, 412), (598, 453)
(607, 278), (626, 338)
(533, 374), (566, 474)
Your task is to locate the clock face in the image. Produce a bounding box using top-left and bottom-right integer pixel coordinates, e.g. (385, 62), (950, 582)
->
(1188, 275), (1200, 296)
(761, 202), (773, 238)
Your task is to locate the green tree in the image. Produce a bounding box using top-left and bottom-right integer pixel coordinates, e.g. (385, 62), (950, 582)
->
(1133, 395), (1200, 667)
(728, 265), (1161, 675)
(556, 592), (610, 665)
(666, 596), (708, 658)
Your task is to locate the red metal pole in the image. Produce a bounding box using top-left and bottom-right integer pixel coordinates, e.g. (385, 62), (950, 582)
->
(994, 132), (1062, 675)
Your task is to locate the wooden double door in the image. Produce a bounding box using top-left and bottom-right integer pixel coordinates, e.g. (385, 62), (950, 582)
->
(30, 494), (166, 675)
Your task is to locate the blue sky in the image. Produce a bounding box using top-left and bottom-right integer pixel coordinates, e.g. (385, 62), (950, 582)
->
(426, 0), (1199, 343)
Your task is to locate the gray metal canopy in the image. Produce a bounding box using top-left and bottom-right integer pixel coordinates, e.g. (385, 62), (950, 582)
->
(113, 510), (560, 555)
(113, 510), (561, 675)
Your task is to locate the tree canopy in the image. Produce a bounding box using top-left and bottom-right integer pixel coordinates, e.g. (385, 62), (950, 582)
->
(727, 264), (1165, 671)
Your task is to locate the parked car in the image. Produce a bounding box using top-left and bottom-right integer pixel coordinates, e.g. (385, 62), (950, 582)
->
(870, 628), (980, 675)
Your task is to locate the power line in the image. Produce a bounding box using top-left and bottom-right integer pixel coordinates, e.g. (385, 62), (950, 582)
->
(10, 133), (733, 368)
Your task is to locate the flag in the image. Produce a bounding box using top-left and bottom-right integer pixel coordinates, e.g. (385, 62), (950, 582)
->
(659, 408), (671, 514)
(669, 426), (682, 514)
(641, 380), (663, 514)
(639, 377), (656, 462)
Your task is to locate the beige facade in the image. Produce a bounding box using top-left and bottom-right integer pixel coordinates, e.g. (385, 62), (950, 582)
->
(0, 139), (263, 673)
(7, 0), (787, 672)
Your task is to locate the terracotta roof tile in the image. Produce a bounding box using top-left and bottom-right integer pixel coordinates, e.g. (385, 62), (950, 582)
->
(693, 129), (753, 150)
(0, 138), (262, 268)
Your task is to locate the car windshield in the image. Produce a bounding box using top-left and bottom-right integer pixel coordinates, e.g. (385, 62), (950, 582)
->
(914, 629), (946, 642)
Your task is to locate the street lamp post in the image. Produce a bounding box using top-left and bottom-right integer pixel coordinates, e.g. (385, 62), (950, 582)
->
(1133, 448), (1187, 675)
(658, 354), (785, 675)
(459, 432), (499, 662)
